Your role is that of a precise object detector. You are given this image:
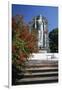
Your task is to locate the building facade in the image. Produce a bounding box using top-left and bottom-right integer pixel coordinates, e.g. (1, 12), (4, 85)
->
(29, 15), (49, 53)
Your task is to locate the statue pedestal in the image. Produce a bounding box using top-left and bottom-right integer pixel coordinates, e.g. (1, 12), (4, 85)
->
(38, 50), (47, 53)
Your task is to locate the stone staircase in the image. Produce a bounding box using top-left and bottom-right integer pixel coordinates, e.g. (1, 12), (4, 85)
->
(15, 60), (58, 85)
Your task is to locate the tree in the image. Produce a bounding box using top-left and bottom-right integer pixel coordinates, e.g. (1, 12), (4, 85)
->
(12, 15), (37, 68)
(49, 28), (58, 53)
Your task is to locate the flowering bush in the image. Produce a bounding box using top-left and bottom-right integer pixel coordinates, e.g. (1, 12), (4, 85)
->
(12, 15), (37, 69)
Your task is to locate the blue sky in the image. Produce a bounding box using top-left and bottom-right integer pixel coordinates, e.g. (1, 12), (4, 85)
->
(12, 4), (58, 32)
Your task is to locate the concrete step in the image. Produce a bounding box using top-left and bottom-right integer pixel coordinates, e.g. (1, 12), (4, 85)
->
(18, 71), (58, 78)
(25, 60), (58, 65)
(25, 60), (58, 68)
(24, 67), (58, 72)
(19, 71), (58, 76)
(28, 53), (58, 61)
(16, 76), (58, 85)
(25, 64), (58, 68)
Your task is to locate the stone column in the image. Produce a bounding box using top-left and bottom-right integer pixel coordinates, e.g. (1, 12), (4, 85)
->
(44, 24), (47, 48)
(34, 17), (37, 29)
(40, 23), (43, 48)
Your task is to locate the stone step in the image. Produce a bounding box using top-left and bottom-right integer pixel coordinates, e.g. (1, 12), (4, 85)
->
(21, 67), (58, 75)
(20, 71), (58, 76)
(25, 60), (58, 67)
(25, 64), (58, 68)
(18, 71), (58, 78)
(25, 60), (58, 64)
(28, 53), (58, 61)
(16, 76), (58, 85)
(24, 67), (58, 72)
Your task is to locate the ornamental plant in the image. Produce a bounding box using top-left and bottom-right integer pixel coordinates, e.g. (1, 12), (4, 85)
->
(12, 15), (37, 70)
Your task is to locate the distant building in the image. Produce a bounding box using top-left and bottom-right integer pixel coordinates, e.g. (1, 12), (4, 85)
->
(29, 15), (50, 53)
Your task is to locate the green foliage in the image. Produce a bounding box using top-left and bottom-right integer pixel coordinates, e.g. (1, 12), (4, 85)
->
(12, 15), (37, 69)
(49, 28), (58, 53)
